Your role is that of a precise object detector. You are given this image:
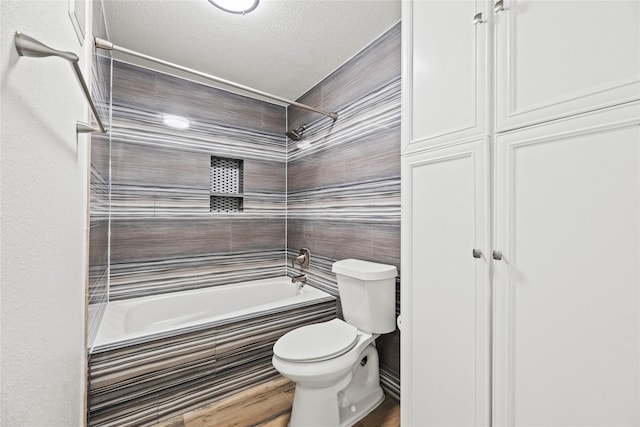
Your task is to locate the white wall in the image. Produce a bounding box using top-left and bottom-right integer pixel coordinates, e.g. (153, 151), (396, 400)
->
(1, 1), (92, 425)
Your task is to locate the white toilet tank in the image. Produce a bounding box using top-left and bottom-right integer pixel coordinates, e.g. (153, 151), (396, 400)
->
(332, 259), (397, 334)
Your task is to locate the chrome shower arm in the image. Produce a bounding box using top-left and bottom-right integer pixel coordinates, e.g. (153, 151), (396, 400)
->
(14, 32), (106, 133)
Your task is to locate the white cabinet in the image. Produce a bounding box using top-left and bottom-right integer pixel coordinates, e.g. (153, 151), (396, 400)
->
(493, 104), (640, 426)
(402, 0), (489, 154)
(402, 0), (640, 425)
(495, 0), (640, 131)
(401, 139), (491, 426)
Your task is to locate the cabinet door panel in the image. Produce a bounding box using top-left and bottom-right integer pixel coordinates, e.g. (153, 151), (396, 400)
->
(495, 0), (640, 131)
(403, 0), (488, 153)
(493, 106), (640, 426)
(401, 140), (490, 426)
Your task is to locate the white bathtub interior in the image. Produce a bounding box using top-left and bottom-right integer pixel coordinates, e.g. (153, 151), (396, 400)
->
(94, 276), (333, 349)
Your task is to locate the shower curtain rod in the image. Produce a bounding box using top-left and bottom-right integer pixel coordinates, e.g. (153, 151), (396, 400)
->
(94, 38), (339, 122)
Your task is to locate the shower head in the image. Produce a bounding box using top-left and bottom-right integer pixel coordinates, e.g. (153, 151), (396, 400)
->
(286, 124), (307, 141)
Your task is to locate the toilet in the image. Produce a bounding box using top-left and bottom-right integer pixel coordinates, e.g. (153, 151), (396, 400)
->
(272, 258), (397, 427)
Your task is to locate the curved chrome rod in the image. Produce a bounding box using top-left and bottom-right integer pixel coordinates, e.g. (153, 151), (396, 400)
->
(14, 32), (106, 133)
(14, 32), (79, 61)
(95, 37), (339, 122)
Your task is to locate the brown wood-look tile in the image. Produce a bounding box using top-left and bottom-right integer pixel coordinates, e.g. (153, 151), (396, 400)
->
(184, 386), (291, 427)
(111, 60), (285, 135)
(280, 383), (295, 405)
(287, 219), (400, 268)
(153, 376), (399, 427)
(109, 218), (232, 263)
(91, 133), (110, 178)
(243, 159), (286, 194)
(316, 24), (400, 116)
(361, 396), (401, 427)
(287, 23), (400, 127)
(155, 418), (186, 427)
(89, 219), (109, 267)
(254, 413), (290, 427)
(377, 330), (400, 378)
(180, 377), (290, 427)
(230, 218), (285, 252)
(110, 141), (209, 189)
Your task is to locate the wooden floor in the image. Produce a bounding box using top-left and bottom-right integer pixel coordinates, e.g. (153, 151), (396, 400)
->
(155, 376), (400, 427)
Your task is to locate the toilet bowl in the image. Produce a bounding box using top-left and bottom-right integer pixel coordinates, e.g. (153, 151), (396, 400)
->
(272, 319), (384, 427)
(272, 259), (397, 427)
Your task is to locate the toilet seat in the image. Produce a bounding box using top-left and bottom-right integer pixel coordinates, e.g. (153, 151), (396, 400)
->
(273, 319), (359, 363)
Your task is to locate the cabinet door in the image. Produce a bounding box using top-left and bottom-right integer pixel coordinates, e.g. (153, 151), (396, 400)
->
(401, 139), (491, 426)
(494, 0), (640, 132)
(402, 0), (489, 154)
(493, 104), (640, 426)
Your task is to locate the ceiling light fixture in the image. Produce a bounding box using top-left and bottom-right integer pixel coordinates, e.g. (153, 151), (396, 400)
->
(208, 0), (259, 15)
(162, 114), (190, 129)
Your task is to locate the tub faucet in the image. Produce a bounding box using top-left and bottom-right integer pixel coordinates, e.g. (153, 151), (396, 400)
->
(291, 274), (306, 291)
(291, 274), (306, 284)
(291, 248), (310, 268)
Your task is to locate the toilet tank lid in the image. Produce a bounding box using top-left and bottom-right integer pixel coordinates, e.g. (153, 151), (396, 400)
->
(332, 259), (397, 281)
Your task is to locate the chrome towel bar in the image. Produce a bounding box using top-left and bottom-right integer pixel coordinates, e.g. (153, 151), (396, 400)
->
(14, 31), (106, 133)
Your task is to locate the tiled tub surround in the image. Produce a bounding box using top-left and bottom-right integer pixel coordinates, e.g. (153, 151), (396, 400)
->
(87, 0), (112, 348)
(107, 59), (286, 300)
(87, 20), (401, 426)
(89, 279), (336, 426)
(286, 23), (401, 400)
(109, 250), (286, 301)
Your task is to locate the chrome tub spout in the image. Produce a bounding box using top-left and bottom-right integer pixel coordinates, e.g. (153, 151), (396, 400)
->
(291, 274), (306, 285)
(291, 274), (307, 293)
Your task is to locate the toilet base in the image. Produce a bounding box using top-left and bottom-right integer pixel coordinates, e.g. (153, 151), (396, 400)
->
(288, 344), (384, 427)
(289, 382), (384, 427)
(338, 385), (384, 427)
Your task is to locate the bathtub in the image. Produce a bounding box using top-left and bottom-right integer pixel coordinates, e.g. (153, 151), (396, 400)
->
(89, 277), (336, 427)
(94, 276), (332, 349)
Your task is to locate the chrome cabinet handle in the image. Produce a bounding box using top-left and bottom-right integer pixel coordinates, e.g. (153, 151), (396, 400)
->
(494, 0), (504, 14)
(473, 12), (485, 25)
(493, 250), (503, 261)
(472, 248), (482, 258)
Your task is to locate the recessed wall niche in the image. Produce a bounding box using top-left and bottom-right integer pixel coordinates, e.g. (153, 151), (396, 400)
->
(209, 156), (244, 213)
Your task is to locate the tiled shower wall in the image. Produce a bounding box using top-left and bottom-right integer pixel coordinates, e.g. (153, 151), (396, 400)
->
(106, 60), (287, 301)
(87, 18), (401, 400)
(286, 23), (401, 399)
(88, 0), (111, 349)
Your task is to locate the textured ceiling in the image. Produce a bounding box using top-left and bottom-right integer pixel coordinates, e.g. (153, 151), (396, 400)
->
(102, 0), (401, 103)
